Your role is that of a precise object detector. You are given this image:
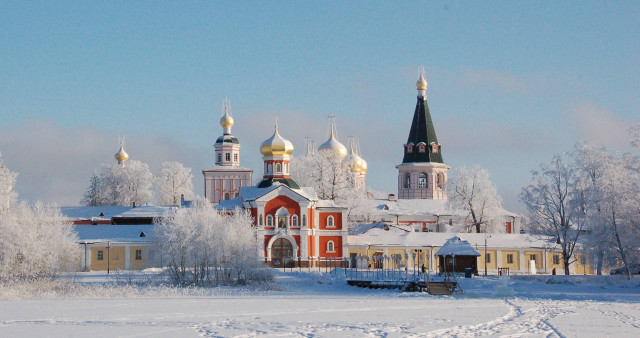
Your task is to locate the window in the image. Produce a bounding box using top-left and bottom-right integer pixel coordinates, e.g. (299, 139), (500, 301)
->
(404, 173), (411, 189)
(529, 254), (537, 262)
(485, 253), (491, 263)
(225, 153), (231, 161)
(406, 144), (413, 153)
(259, 214), (263, 226)
(224, 192), (230, 200)
(97, 250), (104, 261)
(327, 216), (335, 228)
(507, 254), (514, 264)
(276, 163), (282, 172)
(266, 215), (273, 227)
(135, 249), (142, 260)
(217, 154), (222, 163)
(580, 255), (586, 265)
(327, 241), (335, 253)
(437, 173), (445, 189)
(235, 192), (239, 198)
(418, 144), (426, 153)
(268, 164), (272, 173)
(418, 173), (427, 189)
(302, 215), (307, 226)
(553, 254), (560, 265)
(291, 215), (298, 227)
(234, 153), (238, 162)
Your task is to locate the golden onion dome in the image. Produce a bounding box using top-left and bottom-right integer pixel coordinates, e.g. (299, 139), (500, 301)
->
(349, 144), (367, 173)
(220, 106), (234, 128)
(417, 71), (428, 91)
(260, 124), (294, 157)
(318, 124), (348, 158)
(114, 142), (129, 162)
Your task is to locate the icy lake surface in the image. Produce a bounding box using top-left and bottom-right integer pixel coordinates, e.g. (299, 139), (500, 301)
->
(1, 270), (639, 337)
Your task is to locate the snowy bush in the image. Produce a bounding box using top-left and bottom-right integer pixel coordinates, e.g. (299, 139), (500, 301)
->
(155, 198), (272, 286)
(0, 202), (80, 281)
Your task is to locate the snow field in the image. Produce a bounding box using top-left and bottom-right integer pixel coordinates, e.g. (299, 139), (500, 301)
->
(0, 271), (639, 337)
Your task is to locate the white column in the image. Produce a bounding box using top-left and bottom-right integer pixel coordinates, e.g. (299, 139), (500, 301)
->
(125, 245), (131, 270)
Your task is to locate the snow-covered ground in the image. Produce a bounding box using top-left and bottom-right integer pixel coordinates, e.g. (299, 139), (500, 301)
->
(1, 270), (639, 337)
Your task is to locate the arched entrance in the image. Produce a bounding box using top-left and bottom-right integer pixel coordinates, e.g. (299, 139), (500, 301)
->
(271, 238), (294, 267)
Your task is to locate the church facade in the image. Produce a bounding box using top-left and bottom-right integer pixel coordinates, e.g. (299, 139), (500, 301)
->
(217, 124), (348, 267)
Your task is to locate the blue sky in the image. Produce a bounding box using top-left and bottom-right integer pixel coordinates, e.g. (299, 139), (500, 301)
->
(1, 1), (638, 212)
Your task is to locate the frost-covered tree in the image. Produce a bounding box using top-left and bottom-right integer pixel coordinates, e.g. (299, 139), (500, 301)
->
(291, 151), (363, 202)
(155, 161), (194, 206)
(80, 171), (103, 206)
(96, 160), (153, 206)
(594, 157), (640, 279)
(571, 142), (614, 274)
(155, 198), (271, 286)
(0, 201), (79, 280)
(0, 152), (18, 213)
(521, 155), (586, 275)
(448, 165), (504, 233)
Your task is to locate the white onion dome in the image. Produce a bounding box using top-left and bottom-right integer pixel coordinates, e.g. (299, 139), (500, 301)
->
(220, 107), (234, 128)
(114, 143), (129, 162)
(417, 72), (427, 91)
(318, 124), (348, 158)
(260, 124), (294, 157)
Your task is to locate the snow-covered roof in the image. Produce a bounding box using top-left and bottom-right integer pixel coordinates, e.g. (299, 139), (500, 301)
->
(235, 183), (318, 202)
(435, 236), (481, 257)
(74, 225), (155, 243)
(348, 225), (556, 249)
(203, 165), (253, 172)
(216, 197), (245, 210)
(349, 198), (519, 220)
(61, 206), (171, 220)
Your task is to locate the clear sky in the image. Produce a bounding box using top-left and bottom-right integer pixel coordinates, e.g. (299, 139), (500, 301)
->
(1, 1), (638, 212)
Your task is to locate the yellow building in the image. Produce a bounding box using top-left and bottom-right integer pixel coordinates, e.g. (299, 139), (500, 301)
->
(76, 224), (154, 272)
(347, 224), (595, 275)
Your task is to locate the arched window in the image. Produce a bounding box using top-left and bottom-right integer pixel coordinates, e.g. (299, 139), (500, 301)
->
(291, 215), (298, 227)
(418, 173), (427, 189)
(266, 215), (273, 227)
(268, 164), (272, 173)
(327, 215), (335, 228)
(276, 163), (282, 173)
(327, 241), (335, 253)
(302, 214), (307, 226)
(437, 173), (445, 189)
(224, 192), (230, 200)
(418, 143), (426, 153)
(259, 214), (263, 226)
(404, 173), (411, 189)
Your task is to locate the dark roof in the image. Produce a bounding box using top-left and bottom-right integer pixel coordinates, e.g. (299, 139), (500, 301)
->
(401, 96), (444, 164)
(257, 177), (300, 189)
(215, 135), (239, 145)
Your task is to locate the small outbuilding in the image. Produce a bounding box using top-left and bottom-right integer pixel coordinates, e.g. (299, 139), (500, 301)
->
(435, 236), (481, 273)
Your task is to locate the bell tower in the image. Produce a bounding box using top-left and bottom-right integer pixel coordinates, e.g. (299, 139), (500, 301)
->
(395, 69), (450, 199)
(203, 99), (253, 204)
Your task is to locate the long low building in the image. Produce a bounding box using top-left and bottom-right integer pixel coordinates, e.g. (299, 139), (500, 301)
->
(347, 224), (593, 275)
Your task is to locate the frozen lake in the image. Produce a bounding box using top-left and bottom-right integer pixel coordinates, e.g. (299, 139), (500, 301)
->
(1, 271), (639, 337)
